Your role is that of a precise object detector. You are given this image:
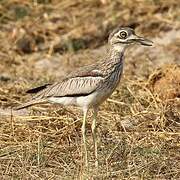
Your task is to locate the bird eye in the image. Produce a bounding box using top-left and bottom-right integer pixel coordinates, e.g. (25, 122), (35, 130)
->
(119, 31), (128, 39)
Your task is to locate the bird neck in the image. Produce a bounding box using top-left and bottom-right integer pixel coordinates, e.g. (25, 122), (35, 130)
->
(108, 44), (127, 64)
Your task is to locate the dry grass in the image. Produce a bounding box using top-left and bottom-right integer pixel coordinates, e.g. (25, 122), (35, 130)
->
(0, 0), (180, 179)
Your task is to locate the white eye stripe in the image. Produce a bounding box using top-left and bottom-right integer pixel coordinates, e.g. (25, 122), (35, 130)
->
(114, 31), (128, 39)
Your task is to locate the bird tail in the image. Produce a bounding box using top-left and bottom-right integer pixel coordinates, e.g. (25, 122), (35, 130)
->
(14, 99), (46, 110)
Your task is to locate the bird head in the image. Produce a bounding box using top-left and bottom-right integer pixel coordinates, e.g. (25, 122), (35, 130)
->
(108, 27), (153, 51)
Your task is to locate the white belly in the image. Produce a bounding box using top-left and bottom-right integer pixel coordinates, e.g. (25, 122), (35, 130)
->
(47, 88), (113, 109)
(48, 96), (77, 106)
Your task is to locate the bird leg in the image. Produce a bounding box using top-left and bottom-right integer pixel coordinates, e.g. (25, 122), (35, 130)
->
(82, 108), (88, 167)
(92, 107), (98, 168)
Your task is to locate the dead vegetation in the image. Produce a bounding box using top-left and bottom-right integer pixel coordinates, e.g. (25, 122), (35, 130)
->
(148, 64), (180, 100)
(0, 0), (180, 179)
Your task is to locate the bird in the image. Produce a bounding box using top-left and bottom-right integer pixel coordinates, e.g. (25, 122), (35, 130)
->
(15, 27), (153, 168)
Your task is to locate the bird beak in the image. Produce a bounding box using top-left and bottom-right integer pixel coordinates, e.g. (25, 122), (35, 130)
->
(131, 35), (153, 46)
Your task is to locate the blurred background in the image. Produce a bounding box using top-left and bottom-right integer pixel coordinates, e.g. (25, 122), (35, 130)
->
(0, 0), (179, 179)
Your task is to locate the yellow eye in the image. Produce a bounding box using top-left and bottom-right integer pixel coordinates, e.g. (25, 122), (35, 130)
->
(119, 31), (128, 39)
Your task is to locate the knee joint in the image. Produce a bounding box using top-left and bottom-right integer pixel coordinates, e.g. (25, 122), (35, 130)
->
(91, 122), (96, 133)
(81, 125), (86, 134)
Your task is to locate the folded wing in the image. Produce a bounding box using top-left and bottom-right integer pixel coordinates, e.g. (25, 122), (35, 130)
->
(15, 64), (104, 110)
(32, 65), (104, 100)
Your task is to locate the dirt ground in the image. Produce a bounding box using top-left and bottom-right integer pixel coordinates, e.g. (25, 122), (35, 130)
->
(0, 0), (180, 179)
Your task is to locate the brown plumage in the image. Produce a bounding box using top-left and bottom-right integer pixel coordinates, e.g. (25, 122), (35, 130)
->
(15, 27), (153, 167)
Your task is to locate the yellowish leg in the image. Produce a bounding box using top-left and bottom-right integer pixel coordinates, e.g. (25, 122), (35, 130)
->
(92, 107), (98, 168)
(82, 108), (88, 167)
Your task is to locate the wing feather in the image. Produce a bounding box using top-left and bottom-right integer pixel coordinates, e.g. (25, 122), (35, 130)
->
(31, 66), (104, 100)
